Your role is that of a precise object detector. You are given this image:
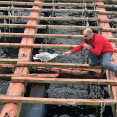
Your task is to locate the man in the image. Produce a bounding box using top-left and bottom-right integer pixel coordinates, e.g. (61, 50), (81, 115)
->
(63, 28), (117, 76)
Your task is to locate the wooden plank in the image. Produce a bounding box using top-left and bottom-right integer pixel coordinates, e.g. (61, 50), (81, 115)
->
(0, 60), (97, 68)
(0, 1), (34, 6)
(0, 43), (117, 52)
(30, 0), (117, 3)
(0, 7), (97, 13)
(17, 61), (101, 69)
(0, 15), (100, 21)
(11, 77), (117, 85)
(1, 1), (117, 8)
(0, 32), (84, 39)
(0, 59), (26, 62)
(1, 24), (117, 32)
(0, 64), (15, 68)
(1, 15), (116, 23)
(0, 43), (79, 49)
(0, 7), (116, 15)
(0, 24), (101, 30)
(0, 74), (58, 78)
(0, 33), (116, 41)
(98, 4), (117, 9)
(0, 95), (116, 106)
(0, 1), (96, 7)
(0, 67), (103, 78)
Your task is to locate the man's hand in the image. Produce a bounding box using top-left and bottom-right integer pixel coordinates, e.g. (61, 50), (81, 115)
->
(63, 51), (71, 56)
(83, 43), (90, 49)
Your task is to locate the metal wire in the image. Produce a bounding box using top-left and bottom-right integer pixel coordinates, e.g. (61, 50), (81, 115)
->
(86, 17), (89, 28)
(100, 99), (106, 117)
(3, 15), (7, 43)
(82, 0), (89, 64)
(96, 78), (103, 102)
(51, 0), (55, 18)
(8, 6), (11, 36)
(11, 1), (14, 16)
(44, 25), (49, 45)
(0, 28), (1, 39)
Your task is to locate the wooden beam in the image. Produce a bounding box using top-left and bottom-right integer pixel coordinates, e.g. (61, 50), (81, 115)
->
(0, 59), (26, 64)
(0, 1), (96, 7)
(0, 74), (58, 78)
(0, 24), (101, 30)
(0, 33), (117, 41)
(0, 59), (100, 68)
(0, 32), (84, 39)
(0, 64), (15, 68)
(1, 0), (116, 3)
(0, 7), (97, 13)
(11, 77), (117, 85)
(0, 1), (34, 6)
(17, 61), (101, 69)
(0, 67), (102, 78)
(100, 19), (117, 23)
(37, 67), (103, 78)
(1, 1), (117, 9)
(38, 0), (117, 3)
(0, 95), (116, 106)
(1, 24), (117, 32)
(0, 60), (92, 68)
(1, 15), (117, 23)
(102, 28), (117, 32)
(0, 7), (117, 15)
(0, 43), (116, 52)
(0, 43), (77, 49)
(98, 4), (117, 9)
(0, 15), (100, 22)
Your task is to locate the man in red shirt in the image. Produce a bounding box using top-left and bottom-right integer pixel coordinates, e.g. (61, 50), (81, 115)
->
(63, 28), (117, 76)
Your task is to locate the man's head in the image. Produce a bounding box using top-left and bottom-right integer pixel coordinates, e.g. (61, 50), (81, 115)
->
(83, 28), (94, 40)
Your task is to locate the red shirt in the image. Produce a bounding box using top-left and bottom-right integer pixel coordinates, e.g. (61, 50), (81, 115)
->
(71, 33), (113, 55)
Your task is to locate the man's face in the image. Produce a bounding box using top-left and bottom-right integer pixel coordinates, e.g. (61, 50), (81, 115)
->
(83, 32), (91, 40)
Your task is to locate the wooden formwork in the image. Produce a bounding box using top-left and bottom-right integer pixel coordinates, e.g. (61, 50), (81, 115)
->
(0, 0), (116, 117)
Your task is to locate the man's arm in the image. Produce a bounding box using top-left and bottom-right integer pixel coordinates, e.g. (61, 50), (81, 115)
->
(63, 41), (86, 56)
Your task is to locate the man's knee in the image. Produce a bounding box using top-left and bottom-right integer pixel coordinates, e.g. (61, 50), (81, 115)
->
(102, 62), (110, 68)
